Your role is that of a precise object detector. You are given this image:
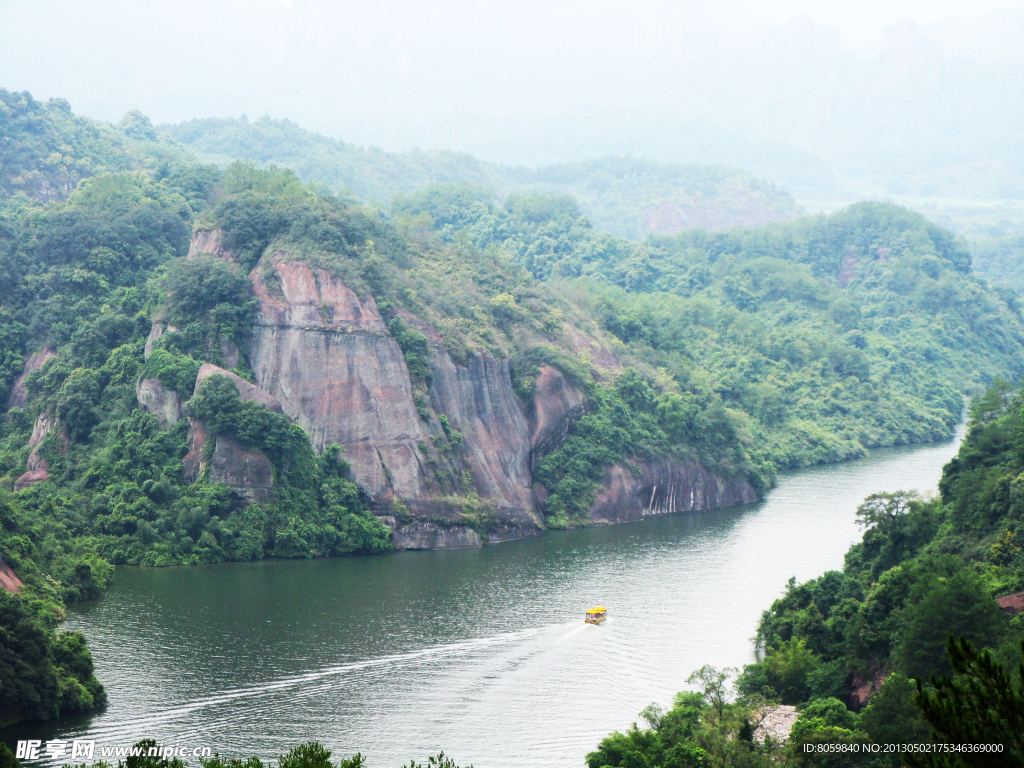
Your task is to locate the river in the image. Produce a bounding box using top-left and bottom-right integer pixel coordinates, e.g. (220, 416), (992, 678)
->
(6, 425), (965, 768)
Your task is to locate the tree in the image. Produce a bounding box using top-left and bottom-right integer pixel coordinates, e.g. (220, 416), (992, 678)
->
(893, 571), (1007, 680)
(858, 673), (930, 761)
(762, 638), (819, 704)
(686, 665), (735, 719)
(908, 637), (1024, 767)
(856, 491), (918, 536)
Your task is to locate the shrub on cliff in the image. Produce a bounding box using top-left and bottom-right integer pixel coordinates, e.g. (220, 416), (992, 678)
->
(186, 375), (392, 558)
(0, 591), (106, 723)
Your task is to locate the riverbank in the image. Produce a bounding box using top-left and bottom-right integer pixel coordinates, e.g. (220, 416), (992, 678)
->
(2, 426), (964, 767)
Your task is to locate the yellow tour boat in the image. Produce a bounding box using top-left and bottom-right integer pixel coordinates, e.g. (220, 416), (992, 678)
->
(585, 606), (607, 624)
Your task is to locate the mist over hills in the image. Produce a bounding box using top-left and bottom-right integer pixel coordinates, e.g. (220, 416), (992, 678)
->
(163, 115), (800, 239)
(4, 0), (1024, 201)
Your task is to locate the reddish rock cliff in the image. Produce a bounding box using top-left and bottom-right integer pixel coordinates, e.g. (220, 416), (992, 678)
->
(151, 231), (764, 547)
(0, 557), (22, 594)
(14, 411), (61, 491)
(529, 365), (587, 466)
(183, 365), (277, 506)
(6, 348), (56, 411)
(589, 459), (758, 523)
(249, 258), (434, 504)
(427, 350), (538, 526)
(188, 229), (232, 261)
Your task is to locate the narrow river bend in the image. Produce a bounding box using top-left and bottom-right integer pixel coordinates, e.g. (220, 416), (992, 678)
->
(9, 427), (965, 768)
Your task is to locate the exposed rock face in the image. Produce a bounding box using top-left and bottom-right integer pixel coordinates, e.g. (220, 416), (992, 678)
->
(387, 520), (484, 550)
(188, 229), (231, 260)
(529, 365), (587, 466)
(143, 323), (180, 360)
(753, 705), (799, 745)
(427, 350), (538, 526)
(850, 671), (888, 708)
(250, 258), (433, 502)
(207, 434), (275, 506)
(183, 365), (278, 506)
(156, 235), (764, 547)
(195, 363), (283, 413)
(0, 557), (22, 594)
(14, 411), (60, 490)
(136, 377), (182, 428)
(997, 591), (1024, 615)
(589, 459), (758, 523)
(6, 349), (56, 411)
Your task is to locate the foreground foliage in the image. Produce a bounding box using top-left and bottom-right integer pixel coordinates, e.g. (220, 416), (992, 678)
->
(0, 741), (470, 768)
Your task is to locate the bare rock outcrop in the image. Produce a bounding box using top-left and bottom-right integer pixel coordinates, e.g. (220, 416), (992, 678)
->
(753, 705), (799, 744)
(136, 377), (182, 428)
(250, 258), (433, 502)
(589, 459), (758, 523)
(188, 229), (232, 261)
(0, 556), (22, 594)
(387, 520), (484, 550)
(6, 348), (56, 411)
(427, 350), (538, 527)
(997, 590), (1024, 615)
(850, 670), (887, 708)
(183, 365), (279, 506)
(14, 411), (61, 491)
(529, 365), (587, 466)
(195, 364), (283, 413)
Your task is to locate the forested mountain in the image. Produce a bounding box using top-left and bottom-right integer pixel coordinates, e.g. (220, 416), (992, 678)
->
(162, 115), (800, 240)
(583, 381), (1024, 764)
(396, 183), (1024, 468)
(3, 90), (1024, 730)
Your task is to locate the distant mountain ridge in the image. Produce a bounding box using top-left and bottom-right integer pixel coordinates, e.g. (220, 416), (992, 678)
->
(161, 115), (800, 240)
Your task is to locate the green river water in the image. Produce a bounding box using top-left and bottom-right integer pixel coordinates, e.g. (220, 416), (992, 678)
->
(5, 426), (965, 767)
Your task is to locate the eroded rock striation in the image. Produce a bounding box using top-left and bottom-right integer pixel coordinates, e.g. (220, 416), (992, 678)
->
(183, 364), (276, 506)
(589, 460), (758, 524)
(14, 410), (61, 491)
(143, 231), (761, 547)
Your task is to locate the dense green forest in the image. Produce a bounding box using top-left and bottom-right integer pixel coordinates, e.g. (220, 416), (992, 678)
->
(738, 381), (1024, 724)
(972, 235), (1024, 294)
(4, 89), (1024, 734)
(161, 115), (800, 239)
(395, 182), (1023, 469)
(586, 379), (1024, 766)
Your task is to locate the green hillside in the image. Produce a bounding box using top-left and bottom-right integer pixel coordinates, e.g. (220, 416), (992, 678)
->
(3, 91), (1024, 731)
(583, 379), (1024, 768)
(397, 184), (1024, 469)
(161, 115), (800, 239)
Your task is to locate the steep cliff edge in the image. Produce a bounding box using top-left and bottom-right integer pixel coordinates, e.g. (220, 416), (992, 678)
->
(245, 254), (543, 541)
(249, 257), (437, 503)
(589, 460), (758, 524)
(182, 364), (276, 506)
(529, 365), (588, 467)
(153, 230), (763, 547)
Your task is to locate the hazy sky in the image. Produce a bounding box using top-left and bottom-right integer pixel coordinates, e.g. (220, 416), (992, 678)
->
(735, 0), (1023, 38)
(3, 0), (1022, 127)
(3, 0), (1024, 190)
